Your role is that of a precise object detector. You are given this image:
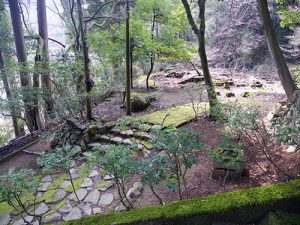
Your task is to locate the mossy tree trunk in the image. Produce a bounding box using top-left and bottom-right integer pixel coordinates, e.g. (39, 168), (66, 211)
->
(125, 0), (132, 116)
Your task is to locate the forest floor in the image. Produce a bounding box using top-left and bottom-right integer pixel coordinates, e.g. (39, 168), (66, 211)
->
(1, 68), (300, 224)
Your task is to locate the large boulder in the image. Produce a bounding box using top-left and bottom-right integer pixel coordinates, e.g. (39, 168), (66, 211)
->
(131, 95), (150, 112)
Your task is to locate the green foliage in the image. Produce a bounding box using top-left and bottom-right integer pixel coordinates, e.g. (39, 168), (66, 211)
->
(276, 0), (300, 28)
(291, 66), (300, 88)
(115, 116), (147, 131)
(210, 137), (244, 170)
(64, 179), (300, 225)
(38, 145), (81, 173)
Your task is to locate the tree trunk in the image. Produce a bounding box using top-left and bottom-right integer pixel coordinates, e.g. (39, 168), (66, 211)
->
(181, 0), (217, 111)
(37, 0), (54, 123)
(125, 0), (131, 115)
(257, 0), (297, 101)
(0, 49), (24, 137)
(8, 0), (35, 132)
(77, 0), (93, 120)
(197, 0), (217, 108)
(146, 14), (156, 91)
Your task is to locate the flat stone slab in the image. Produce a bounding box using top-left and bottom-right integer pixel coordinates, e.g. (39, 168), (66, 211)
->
(98, 180), (113, 191)
(60, 180), (71, 189)
(39, 182), (52, 192)
(69, 168), (78, 174)
(84, 189), (100, 205)
(68, 188), (88, 202)
(63, 207), (82, 221)
(98, 193), (114, 207)
(0, 214), (11, 225)
(53, 189), (67, 203)
(110, 137), (123, 144)
(13, 216), (33, 225)
(104, 174), (115, 181)
(122, 139), (133, 145)
(93, 207), (103, 215)
(89, 170), (100, 178)
(79, 203), (92, 216)
(58, 201), (73, 214)
(35, 202), (49, 215)
(42, 213), (61, 224)
(41, 176), (52, 183)
(70, 173), (80, 179)
(80, 178), (93, 188)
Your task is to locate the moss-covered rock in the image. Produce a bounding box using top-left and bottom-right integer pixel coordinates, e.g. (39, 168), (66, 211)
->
(64, 179), (300, 225)
(258, 211), (300, 225)
(0, 202), (11, 217)
(144, 103), (208, 127)
(134, 75), (156, 89)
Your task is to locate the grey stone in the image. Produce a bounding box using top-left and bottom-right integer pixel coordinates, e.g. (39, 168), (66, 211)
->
(70, 173), (80, 179)
(87, 143), (101, 149)
(99, 135), (110, 141)
(84, 189), (100, 205)
(272, 103), (282, 116)
(58, 201), (73, 214)
(35, 202), (49, 215)
(122, 139), (133, 145)
(79, 203), (92, 216)
(60, 180), (71, 189)
(126, 130), (134, 136)
(93, 207), (102, 215)
(39, 182), (52, 192)
(98, 180), (114, 191)
(0, 214), (11, 225)
(52, 189), (67, 203)
(98, 193), (114, 207)
(13, 216), (33, 225)
(135, 132), (152, 140)
(69, 168), (78, 174)
(68, 188), (88, 201)
(115, 203), (127, 212)
(80, 178), (93, 188)
(42, 212), (61, 224)
(152, 125), (162, 130)
(111, 137), (123, 144)
(104, 174), (114, 181)
(133, 182), (143, 192)
(89, 170), (100, 178)
(63, 207), (82, 221)
(131, 95), (150, 111)
(126, 182), (143, 199)
(286, 145), (298, 153)
(41, 176), (52, 183)
(82, 151), (93, 157)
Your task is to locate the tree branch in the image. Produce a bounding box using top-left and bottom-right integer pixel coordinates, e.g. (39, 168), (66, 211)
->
(181, 0), (199, 36)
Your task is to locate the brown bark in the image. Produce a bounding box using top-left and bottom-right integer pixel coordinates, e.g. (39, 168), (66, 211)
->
(0, 49), (24, 137)
(181, 0), (217, 109)
(77, 0), (93, 120)
(37, 0), (54, 122)
(257, 0), (297, 101)
(125, 0), (131, 115)
(8, 0), (35, 132)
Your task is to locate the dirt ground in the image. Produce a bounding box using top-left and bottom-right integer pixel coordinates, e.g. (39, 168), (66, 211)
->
(1, 70), (299, 210)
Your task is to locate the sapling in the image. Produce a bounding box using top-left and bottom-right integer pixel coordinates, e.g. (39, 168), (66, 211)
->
(150, 128), (205, 199)
(0, 169), (42, 224)
(90, 145), (136, 210)
(38, 145), (82, 202)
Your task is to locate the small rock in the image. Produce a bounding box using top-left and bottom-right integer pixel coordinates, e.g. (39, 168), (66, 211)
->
(80, 178), (93, 188)
(286, 146), (297, 153)
(60, 181), (71, 189)
(122, 139), (133, 145)
(70, 173), (80, 179)
(242, 92), (251, 98)
(0, 214), (11, 225)
(79, 203), (92, 216)
(133, 182), (143, 192)
(89, 170), (100, 178)
(115, 203), (127, 212)
(226, 92), (235, 98)
(99, 135), (110, 142)
(41, 176), (52, 183)
(39, 182), (52, 192)
(93, 207), (103, 215)
(98, 180), (113, 191)
(35, 202), (49, 215)
(98, 193), (114, 207)
(82, 151), (93, 157)
(52, 189), (67, 203)
(68, 188), (88, 202)
(69, 168), (78, 174)
(152, 125), (162, 130)
(110, 137), (123, 144)
(272, 103), (282, 116)
(126, 130), (134, 136)
(13, 216), (33, 225)
(87, 143), (101, 149)
(63, 207), (82, 221)
(84, 189), (100, 205)
(42, 212), (61, 224)
(104, 174), (114, 181)
(58, 201), (73, 214)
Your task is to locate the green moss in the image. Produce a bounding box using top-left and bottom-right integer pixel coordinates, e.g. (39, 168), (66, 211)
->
(134, 75), (156, 89)
(43, 190), (59, 204)
(48, 174), (68, 190)
(0, 202), (12, 217)
(55, 201), (66, 210)
(143, 103), (208, 127)
(64, 166), (90, 193)
(64, 180), (300, 225)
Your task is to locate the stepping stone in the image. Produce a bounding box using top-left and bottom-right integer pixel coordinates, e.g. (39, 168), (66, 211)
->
(60, 181), (71, 189)
(93, 207), (102, 215)
(79, 203), (92, 216)
(70, 173), (80, 179)
(99, 135), (110, 141)
(58, 201), (73, 214)
(68, 188), (88, 202)
(82, 151), (93, 157)
(122, 139), (133, 145)
(89, 170), (100, 178)
(42, 212), (61, 224)
(13, 216), (33, 225)
(135, 132), (152, 140)
(52, 189), (67, 203)
(39, 182), (52, 192)
(0, 214), (11, 225)
(104, 174), (114, 181)
(35, 202), (49, 215)
(98, 180), (113, 191)
(69, 168), (78, 174)
(80, 178), (93, 188)
(63, 207), (82, 221)
(84, 189), (100, 205)
(41, 176), (52, 183)
(98, 193), (114, 207)
(111, 137), (123, 144)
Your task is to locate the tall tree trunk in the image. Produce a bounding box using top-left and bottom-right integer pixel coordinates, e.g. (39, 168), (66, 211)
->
(37, 0), (54, 124)
(181, 0), (217, 111)
(146, 14), (156, 91)
(0, 49), (24, 137)
(257, 0), (297, 101)
(125, 0), (131, 115)
(8, 0), (35, 132)
(130, 48), (133, 89)
(77, 0), (93, 120)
